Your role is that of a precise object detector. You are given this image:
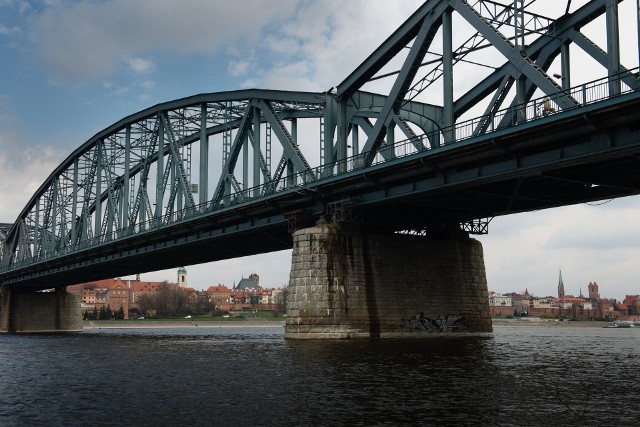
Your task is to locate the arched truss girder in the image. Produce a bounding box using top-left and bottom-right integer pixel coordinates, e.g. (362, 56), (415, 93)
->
(2, 90), (326, 266)
(1, 87), (440, 268)
(336, 0), (639, 166)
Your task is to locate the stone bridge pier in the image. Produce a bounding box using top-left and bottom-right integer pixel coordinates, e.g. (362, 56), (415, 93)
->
(0, 287), (82, 333)
(285, 223), (492, 339)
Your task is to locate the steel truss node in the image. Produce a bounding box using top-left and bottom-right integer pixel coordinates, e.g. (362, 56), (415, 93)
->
(396, 217), (491, 236)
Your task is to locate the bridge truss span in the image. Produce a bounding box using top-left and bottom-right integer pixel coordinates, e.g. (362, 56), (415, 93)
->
(3, 0), (640, 289)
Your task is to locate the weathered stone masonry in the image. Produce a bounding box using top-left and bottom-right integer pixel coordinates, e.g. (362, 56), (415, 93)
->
(285, 223), (492, 339)
(0, 288), (82, 333)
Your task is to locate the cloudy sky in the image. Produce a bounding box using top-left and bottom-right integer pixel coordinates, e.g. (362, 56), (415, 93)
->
(0, 0), (638, 300)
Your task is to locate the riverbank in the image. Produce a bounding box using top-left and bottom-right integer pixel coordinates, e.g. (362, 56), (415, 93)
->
(492, 318), (612, 328)
(84, 318), (613, 330)
(83, 319), (285, 329)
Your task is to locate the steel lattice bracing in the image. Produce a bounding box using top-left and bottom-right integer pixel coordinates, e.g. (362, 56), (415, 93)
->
(2, 0), (640, 289)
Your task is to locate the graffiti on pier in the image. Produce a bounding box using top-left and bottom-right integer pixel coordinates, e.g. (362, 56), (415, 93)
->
(402, 313), (464, 333)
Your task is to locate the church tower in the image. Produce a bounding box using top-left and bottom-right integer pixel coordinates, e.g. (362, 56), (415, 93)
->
(558, 269), (565, 299)
(588, 281), (600, 299)
(177, 266), (188, 289)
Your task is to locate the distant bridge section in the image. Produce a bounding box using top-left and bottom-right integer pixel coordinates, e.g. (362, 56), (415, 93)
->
(1, 0), (640, 294)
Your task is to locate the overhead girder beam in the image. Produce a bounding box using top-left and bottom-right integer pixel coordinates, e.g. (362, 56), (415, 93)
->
(347, 91), (443, 123)
(314, 91), (443, 166)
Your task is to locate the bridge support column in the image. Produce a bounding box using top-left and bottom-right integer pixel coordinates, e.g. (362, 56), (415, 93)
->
(285, 223), (492, 339)
(0, 288), (82, 333)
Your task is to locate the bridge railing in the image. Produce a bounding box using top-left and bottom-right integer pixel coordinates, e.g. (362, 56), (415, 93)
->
(3, 68), (639, 273)
(453, 68), (639, 142)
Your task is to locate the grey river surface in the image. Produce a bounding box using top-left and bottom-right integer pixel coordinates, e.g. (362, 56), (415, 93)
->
(0, 325), (639, 426)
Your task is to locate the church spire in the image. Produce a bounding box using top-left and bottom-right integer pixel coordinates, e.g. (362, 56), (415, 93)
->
(558, 269), (565, 299)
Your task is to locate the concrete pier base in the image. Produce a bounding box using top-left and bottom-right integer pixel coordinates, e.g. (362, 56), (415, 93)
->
(285, 223), (493, 339)
(0, 288), (82, 333)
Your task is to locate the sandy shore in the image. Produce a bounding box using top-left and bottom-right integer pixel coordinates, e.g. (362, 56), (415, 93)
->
(83, 319), (285, 329)
(84, 318), (615, 330)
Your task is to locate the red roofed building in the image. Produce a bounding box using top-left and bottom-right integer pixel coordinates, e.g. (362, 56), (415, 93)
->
(70, 278), (131, 318)
(207, 285), (231, 311)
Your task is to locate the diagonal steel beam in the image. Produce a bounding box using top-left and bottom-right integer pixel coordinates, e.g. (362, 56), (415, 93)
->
(452, 0), (579, 110)
(257, 99), (315, 179)
(360, 10), (444, 166)
(454, 0), (619, 119)
(336, 1), (443, 99)
(211, 105), (255, 207)
(570, 31), (639, 89)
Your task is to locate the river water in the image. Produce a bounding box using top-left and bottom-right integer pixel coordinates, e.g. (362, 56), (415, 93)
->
(0, 324), (638, 426)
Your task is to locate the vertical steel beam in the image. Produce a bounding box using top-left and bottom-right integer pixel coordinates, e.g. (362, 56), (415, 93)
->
(386, 121), (396, 159)
(71, 158), (78, 244)
(324, 96), (337, 171)
(286, 159), (294, 188)
(156, 116), (165, 220)
(34, 196), (40, 257)
(516, 76), (527, 123)
(352, 124), (359, 157)
(606, 0), (621, 95)
(443, 8), (454, 143)
(252, 107), (261, 197)
(51, 179), (58, 252)
(514, 0), (525, 53)
(94, 142), (102, 240)
(291, 117), (298, 145)
(173, 147), (179, 215)
(199, 103), (208, 207)
(122, 125), (130, 230)
(561, 43), (571, 90)
(243, 124), (249, 191)
(337, 101), (348, 172)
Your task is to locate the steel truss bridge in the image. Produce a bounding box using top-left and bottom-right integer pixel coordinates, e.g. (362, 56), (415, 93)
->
(2, 0), (640, 290)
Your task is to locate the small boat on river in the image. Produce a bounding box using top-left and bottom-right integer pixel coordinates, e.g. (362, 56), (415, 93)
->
(602, 321), (634, 328)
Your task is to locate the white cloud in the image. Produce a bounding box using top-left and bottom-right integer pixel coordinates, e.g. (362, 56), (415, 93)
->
(0, 0), (30, 12)
(0, 23), (21, 36)
(29, 0), (298, 82)
(228, 59), (252, 76)
(0, 129), (60, 222)
(126, 57), (155, 74)
(256, 0), (424, 91)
